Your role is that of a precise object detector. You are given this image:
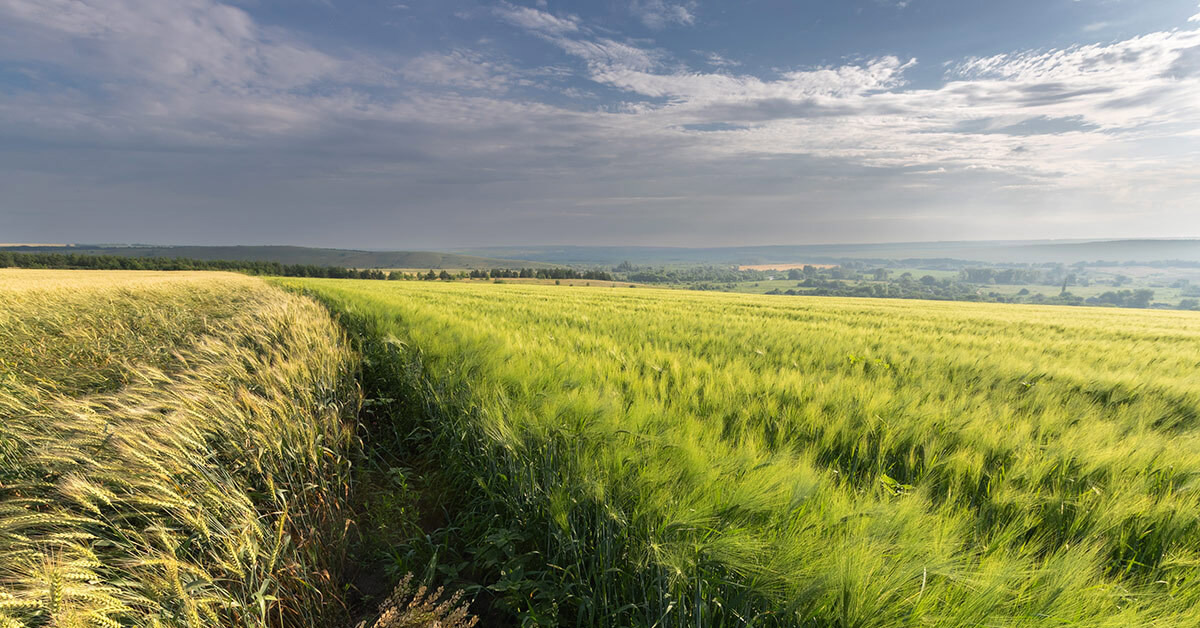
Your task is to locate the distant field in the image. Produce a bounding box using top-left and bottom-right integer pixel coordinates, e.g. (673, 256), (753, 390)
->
(737, 263), (838, 271)
(278, 279), (1200, 626)
(984, 283), (1185, 301)
(484, 277), (638, 288)
(377, 274), (642, 287)
(720, 273), (1195, 307)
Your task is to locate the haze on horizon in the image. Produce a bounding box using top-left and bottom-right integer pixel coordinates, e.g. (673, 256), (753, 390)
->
(2, 0), (1200, 249)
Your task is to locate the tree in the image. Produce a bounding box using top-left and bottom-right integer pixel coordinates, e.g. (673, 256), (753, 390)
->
(962, 268), (996, 283)
(1060, 274), (1076, 296)
(919, 275), (938, 287)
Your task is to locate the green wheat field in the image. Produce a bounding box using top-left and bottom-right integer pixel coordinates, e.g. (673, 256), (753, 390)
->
(3, 270), (1200, 626)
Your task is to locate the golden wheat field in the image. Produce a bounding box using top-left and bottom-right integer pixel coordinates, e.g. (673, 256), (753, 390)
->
(0, 270), (362, 627)
(0, 269), (243, 292)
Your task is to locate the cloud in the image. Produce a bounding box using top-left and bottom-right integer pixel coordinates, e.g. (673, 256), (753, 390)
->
(590, 56), (914, 105)
(492, 2), (579, 35)
(702, 52), (741, 68)
(3, 0), (1200, 245)
(0, 0), (352, 90)
(630, 0), (696, 29)
(7, 0), (1199, 183)
(554, 37), (661, 72)
(493, 5), (661, 71)
(0, 0), (395, 144)
(401, 50), (514, 91)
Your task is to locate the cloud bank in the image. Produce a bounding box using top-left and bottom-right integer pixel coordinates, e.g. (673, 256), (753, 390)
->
(0, 0), (1198, 246)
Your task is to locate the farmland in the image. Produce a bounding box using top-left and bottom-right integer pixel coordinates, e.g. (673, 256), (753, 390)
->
(5, 269), (1200, 627)
(0, 271), (362, 627)
(275, 278), (1200, 626)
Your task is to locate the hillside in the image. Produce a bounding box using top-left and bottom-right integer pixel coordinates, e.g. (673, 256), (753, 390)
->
(0, 244), (551, 269)
(459, 239), (1200, 266)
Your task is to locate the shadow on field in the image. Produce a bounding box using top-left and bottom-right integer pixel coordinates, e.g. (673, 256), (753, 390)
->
(302, 296), (508, 627)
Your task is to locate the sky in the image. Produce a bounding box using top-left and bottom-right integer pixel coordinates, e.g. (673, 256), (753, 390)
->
(1, 0), (1200, 248)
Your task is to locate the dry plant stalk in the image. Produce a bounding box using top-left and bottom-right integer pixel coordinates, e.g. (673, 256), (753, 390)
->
(366, 574), (478, 628)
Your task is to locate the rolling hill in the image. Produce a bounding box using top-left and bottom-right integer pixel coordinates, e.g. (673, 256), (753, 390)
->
(458, 239), (1200, 266)
(0, 244), (551, 269)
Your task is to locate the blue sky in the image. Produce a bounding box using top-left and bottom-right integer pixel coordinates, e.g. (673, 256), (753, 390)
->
(2, 0), (1199, 247)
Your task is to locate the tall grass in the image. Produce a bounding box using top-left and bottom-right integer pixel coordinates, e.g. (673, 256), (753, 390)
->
(278, 278), (1200, 627)
(0, 271), (361, 627)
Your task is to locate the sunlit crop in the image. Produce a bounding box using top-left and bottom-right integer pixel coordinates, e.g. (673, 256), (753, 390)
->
(280, 278), (1200, 627)
(0, 271), (361, 627)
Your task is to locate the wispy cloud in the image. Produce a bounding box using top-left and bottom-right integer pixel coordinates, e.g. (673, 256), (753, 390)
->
(401, 50), (515, 92)
(702, 51), (741, 68)
(2, 0), (1199, 245)
(630, 0), (696, 29)
(493, 2), (579, 35)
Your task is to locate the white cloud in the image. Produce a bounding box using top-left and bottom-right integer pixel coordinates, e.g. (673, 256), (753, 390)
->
(2, 0), (1200, 244)
(401, 50), (514, 91)
(702, 51), (740, 68)
(591, 56), (913, 103)
(493, 5), (661, 71)
(0, 0), (349, 91)
(493, 2), (579, 35)
(6, 0), (1199, 189)
(556, 37), (661, 72)
(630, 0), (696, 29)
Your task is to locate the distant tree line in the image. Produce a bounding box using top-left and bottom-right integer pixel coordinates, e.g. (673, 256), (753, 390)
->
(766, 279), (990, 302)
(0, 251), (394, 279)
(468, 268), (613, 280)
(1073, 259), (1200, 269)
(1084, 289), (1155, 308)
(622, 265), (774, 284)
(750, 265), (1190, 310)
(959, 267), (1053, 285)
(0, 251), (610, 283)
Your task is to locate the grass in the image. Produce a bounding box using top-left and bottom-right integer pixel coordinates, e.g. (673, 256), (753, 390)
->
(276, 278), (1200, 627)
(0, 270), (362, 627)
